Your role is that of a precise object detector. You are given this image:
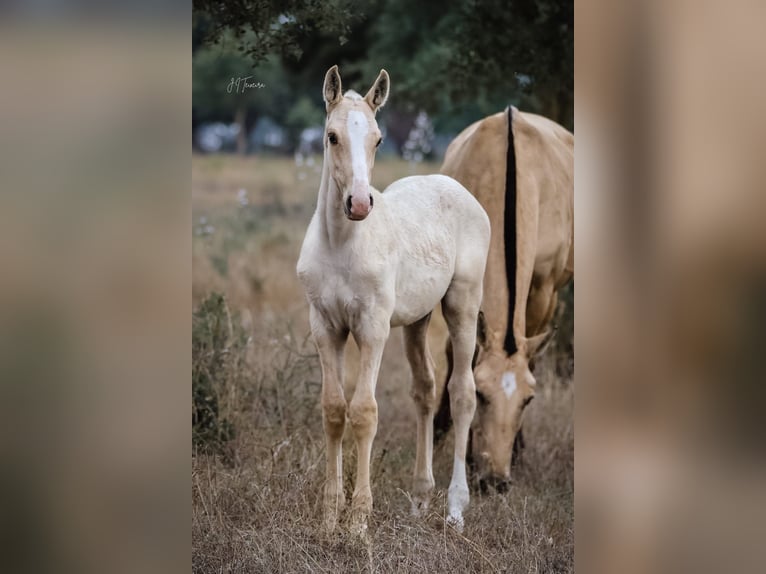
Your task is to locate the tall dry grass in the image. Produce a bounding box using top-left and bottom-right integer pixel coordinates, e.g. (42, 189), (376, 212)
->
(192, 154), (573, 573)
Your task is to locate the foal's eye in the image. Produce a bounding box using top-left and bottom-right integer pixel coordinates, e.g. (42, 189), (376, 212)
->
(328, 133), (338, 145)
(375, 137), (382, 148)
(476, 390), (489, 406)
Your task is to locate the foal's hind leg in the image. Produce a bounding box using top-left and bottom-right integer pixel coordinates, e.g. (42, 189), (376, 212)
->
(404, 312), (436, 515)
(442, 278), (482, 531)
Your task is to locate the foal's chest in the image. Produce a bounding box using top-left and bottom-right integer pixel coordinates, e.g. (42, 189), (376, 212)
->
(300, 258), (389, 331)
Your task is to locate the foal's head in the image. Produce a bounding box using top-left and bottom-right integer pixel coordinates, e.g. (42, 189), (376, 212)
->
(322, 65), (389, 221)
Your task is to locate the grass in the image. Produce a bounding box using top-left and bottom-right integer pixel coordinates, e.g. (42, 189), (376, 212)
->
(192, 154), (573, 573)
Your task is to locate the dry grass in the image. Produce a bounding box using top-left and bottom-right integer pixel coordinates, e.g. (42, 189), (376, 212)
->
(192, 154), (573, 573)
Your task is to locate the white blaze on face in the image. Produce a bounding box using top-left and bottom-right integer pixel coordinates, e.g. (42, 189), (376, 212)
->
(501, 371), (517, 397)
(346, 110), (370, 184)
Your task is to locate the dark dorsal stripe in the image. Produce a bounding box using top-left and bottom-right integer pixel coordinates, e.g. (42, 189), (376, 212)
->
(503, 106), (518, 356)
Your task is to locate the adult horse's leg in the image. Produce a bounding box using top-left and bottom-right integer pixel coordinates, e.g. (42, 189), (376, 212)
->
(348, 320), (389, 537)
(310, 305), (348, 533)
(442, 279), (482, 531)
(526, 276), (556, 336)
(403, 312), (436, 515)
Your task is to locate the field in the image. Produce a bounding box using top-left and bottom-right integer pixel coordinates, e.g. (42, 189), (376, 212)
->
(192, 155), (574, 573)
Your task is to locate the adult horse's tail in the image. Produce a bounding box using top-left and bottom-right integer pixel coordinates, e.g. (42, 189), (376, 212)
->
(434, 106), (518, 446)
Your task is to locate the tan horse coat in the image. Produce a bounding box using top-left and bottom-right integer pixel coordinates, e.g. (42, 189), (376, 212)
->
(438, 107), (573, 484)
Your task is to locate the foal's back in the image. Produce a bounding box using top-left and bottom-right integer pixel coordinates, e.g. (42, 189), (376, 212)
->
(381, 173), (487, 233)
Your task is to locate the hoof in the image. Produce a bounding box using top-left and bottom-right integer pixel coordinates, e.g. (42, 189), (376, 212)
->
(323, 491), (346, 533)
(349, 512), (369, 541)
(410, 499), (429, 517)
(446, 512), (464, 532)
(322, 511), (340, 534)
(410, 477), (434, 517)
(348, 487), (372, 540)
(410, 492), (432, 517)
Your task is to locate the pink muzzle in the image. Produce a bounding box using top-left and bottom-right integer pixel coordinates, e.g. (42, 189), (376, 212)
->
(344, 183), (373, 220)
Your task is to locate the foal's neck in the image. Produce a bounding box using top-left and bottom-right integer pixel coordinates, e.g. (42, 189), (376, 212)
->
(316, 146), (360, 249)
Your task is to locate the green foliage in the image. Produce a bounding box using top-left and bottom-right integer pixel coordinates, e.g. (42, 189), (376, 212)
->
(351, 0), (462, 111)
(193, 36), (291, 124)
(356, 0), (573, 128)
(284, 96), (325, 141)
(192, 293), (240, 452)
(553, 281), (574, 377)
(449, 0), (574, 128)
(193, 0), (370, 66)
(285, 96), (324, 130)
(193, 0), (573, 140)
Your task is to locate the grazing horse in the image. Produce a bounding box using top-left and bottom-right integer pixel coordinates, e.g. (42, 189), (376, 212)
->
(435, 107), (574, 490)
(297, 66), (490, 534)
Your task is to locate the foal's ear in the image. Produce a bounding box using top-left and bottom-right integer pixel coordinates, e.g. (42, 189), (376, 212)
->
(364, 69), (390, 113)
(323, 65), (343, 109)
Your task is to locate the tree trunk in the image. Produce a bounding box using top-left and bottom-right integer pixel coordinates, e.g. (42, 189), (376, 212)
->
(235, 104), (247, 155)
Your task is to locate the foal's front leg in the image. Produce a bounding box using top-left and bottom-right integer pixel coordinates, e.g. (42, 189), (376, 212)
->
(310, 306), (348, 533)
(348, 322), (389, 537)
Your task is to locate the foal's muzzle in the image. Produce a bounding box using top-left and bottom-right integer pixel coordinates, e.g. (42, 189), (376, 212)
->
(344, 193), (373, 220)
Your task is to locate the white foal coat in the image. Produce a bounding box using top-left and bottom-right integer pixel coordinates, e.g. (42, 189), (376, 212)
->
(297, 67), (489, 535)
(298, 170), (489, 531)
(298, 174), (489, 333)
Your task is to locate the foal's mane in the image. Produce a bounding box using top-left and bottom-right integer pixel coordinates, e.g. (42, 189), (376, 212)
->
(344, 90), (363, 101)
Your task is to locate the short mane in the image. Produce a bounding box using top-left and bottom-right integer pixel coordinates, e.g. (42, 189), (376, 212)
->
(503, 106), (518, 356)
(344, 90), (363, 101)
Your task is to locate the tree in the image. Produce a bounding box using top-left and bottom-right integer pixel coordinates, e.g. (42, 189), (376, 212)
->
(450, 0), (573, 129)
(354, 0), (573, 129)
(193, 0), (370, 66)
(192, 0), (573, 146)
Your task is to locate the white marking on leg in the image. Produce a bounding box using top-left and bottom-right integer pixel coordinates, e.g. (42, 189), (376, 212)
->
(501, 371), (517, 397)
(347, 110), (370, 183)
(448, 454), (469, 529)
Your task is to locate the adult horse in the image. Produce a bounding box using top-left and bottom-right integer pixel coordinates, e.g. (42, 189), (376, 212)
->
(435, 107), (574, 489)
(297, 66), (490, 535)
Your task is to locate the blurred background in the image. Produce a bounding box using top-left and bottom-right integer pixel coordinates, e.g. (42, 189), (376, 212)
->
(192, 0), (573, 158)
(0, 0), (764, 573)
(191, 2), (574, 571)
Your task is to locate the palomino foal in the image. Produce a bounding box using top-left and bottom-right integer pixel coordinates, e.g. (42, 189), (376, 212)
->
(297, 66), (490, 535)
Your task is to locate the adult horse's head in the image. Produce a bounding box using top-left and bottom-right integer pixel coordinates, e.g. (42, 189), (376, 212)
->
(322, 65), (389, 221)
(471, 330), (552, 491)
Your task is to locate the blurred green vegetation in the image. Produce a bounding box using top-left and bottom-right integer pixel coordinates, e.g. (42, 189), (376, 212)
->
(193, 0), (572, 152)
(192, 293), (240, 453)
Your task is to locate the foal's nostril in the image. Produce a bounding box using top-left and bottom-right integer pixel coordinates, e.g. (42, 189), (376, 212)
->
(345, 196), (352, 214)
(369, 194), (374, 207)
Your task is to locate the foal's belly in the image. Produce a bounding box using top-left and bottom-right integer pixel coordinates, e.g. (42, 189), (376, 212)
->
(390, 265), (453, 327)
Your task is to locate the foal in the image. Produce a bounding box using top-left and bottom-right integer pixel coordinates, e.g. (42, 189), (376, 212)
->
(297, 66), (490, 535)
